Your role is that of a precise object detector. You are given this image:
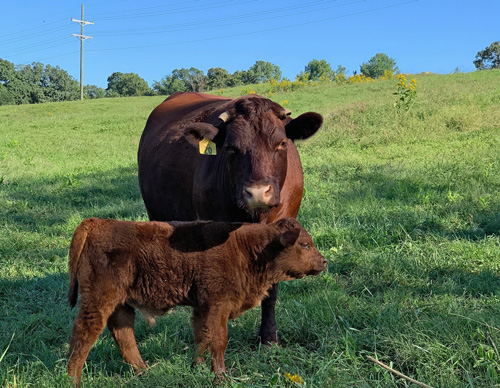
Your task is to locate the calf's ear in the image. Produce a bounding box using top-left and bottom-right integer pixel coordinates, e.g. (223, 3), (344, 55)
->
(279, 227), (300, 248)
(285, 112), (323, 140)
(184, 123), (220, 147)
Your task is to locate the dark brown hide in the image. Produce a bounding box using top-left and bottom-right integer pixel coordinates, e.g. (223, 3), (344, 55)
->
(137, 92), (322, 344)
(66, 217), (326, 385)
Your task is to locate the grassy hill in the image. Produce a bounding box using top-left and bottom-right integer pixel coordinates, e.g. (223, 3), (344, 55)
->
(1, 70), (499, 387)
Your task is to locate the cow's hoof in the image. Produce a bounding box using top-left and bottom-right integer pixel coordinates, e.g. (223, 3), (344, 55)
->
(259, 333), (282, 347)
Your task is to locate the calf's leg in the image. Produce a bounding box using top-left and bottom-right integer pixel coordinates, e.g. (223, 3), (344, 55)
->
(67, 301), (118, 386)
(191, 307), (208, 366)
(191, 306), (229, 377)
(259, 283), (281, 345)
(208, 316), (228, 376)
(107, 304), (147, 371)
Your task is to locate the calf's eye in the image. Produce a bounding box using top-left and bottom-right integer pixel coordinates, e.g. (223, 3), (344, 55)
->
(300, 243), (311, 251)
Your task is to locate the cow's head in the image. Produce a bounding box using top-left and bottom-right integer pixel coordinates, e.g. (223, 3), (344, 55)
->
(184, 95), (322, 215)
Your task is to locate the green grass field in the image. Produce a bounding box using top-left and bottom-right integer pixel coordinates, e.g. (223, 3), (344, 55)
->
(1, 70), (499, 387)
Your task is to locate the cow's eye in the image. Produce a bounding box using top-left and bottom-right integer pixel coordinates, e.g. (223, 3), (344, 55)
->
(226, 145), (239, 154)
(300, 243), (311, 251)
(276, 139), (287, 151)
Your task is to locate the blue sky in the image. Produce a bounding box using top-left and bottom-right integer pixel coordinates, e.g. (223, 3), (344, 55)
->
(1, 0), (498, 88)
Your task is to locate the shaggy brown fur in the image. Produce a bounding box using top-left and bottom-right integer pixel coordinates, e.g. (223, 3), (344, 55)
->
(67, 217), (326, 385)
(138, 92), (323, 346)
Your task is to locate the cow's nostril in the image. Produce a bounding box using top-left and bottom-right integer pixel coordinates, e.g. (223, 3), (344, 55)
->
(243, 184), (277, 208)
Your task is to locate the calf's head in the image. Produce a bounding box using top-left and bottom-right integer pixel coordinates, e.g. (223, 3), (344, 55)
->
(184, 95), (322, 215)
(270, 218), (327, 280)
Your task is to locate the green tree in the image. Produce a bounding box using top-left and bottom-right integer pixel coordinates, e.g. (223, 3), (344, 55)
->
(153, 77), (187, 95)
(153, 67), (206, 95)
(207, 67), (229, 90)
(0, 59), (15, 84)
(333, 64), (347, 83)
(227, 70), (245, 87)
(299, 59), (333, 81)
(0, 59), (82, 105)
(248, 61), (282, 83)
(0, 59), (16, 105)
(360, 53), (398, 79)
(84, 85), (105, 99)
(0, 84), (14, 105)
(474, 41), (500, 70)
(41, 65), (79, 102)
(106, 72), (151, 97)
(17, 63), (45, 103)
(185, 67), (206, 92)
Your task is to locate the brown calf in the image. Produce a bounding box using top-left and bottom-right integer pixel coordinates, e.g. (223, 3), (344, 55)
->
(66, 217), (326, 385)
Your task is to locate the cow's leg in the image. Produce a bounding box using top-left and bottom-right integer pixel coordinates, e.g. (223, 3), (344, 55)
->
(107, 304), (147, 371)
(259, 283), (281, 345)
(67, 300), (119, 386)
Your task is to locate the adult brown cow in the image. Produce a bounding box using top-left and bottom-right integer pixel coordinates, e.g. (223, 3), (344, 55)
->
(137, 91), (322, 345)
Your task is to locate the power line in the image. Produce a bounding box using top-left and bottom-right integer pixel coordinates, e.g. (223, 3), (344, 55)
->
(1, 37), (72, 56)
(89, 0), (203, 18)
(91, 0), (364, 37)
(87, 0), (418, 54)
(91, 0), (251, 21)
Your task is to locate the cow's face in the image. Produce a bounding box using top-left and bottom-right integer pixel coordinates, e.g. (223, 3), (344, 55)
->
(184, 96), (322, 216)
(224, 110), (288, 214)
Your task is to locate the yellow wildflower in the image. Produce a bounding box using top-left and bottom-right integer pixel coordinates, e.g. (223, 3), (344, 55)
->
(285, 372), (304, 385)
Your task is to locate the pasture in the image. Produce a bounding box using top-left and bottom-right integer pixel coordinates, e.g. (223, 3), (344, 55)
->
(1, 70), (500, 387)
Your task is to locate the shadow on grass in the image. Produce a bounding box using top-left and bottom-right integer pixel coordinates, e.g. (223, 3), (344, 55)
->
(0, 165), (150, 377)
(2, 165), (146, 229)
(0, 165), (146, 260)
(0, 272), (195, 384)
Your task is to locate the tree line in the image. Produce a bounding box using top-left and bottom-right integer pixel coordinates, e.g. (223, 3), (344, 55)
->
(0, 55), (398, 105)
(1, 42), (498, 105)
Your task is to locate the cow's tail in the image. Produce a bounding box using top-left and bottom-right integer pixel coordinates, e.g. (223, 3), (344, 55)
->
(68, 219), (90, 308)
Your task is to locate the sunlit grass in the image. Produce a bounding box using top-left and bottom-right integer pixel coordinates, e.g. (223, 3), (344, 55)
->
(1, 70), (499, 387)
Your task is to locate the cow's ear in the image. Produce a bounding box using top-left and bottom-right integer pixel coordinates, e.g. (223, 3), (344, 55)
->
(285, 112), (323, 140)
(184, 123), (219, 147)
(279, 227), (300, 248)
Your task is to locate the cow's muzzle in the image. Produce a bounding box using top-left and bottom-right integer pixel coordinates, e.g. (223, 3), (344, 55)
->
(242, 183), (279, 211)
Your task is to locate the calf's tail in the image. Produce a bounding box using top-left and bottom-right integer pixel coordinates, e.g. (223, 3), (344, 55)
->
(67, 220), (90, 308)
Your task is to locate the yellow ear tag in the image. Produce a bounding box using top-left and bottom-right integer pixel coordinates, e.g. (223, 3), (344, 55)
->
(199, 138), (217, 155)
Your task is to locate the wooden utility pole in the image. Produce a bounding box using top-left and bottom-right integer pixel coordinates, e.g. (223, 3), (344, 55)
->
(72, 4), (93, 100)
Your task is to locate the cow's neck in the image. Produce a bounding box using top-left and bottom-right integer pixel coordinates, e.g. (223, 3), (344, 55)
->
(193, 153), (254, 222)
